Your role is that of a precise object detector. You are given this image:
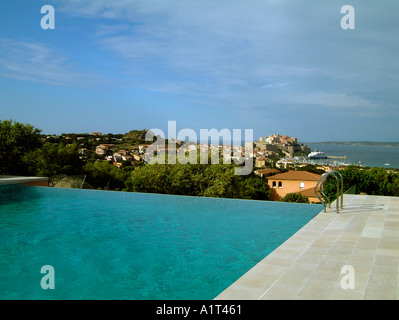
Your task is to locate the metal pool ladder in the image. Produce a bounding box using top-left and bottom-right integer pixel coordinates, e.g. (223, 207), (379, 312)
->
(314, 170), (344, 213)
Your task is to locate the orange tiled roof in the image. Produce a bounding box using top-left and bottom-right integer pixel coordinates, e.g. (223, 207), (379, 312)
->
(268, 170), (321, 181)
(255, 168), (280, 174)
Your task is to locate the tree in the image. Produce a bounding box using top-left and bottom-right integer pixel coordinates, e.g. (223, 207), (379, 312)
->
(125, 163), (171, 194)
(391, 175), (399, 197)
(281, 193), (310, 203)
(202, 165), (233, 197)
(24, 142), (84, 177)
(0, 120), (42, 175)
(234, 173), (271, 200)
(84, 160), (131, 191)
(321, 166), (399, 199)
(125, 162), (271, 201)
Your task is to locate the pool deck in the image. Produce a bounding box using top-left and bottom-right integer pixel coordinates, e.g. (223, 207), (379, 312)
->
(215, 194), (399, 300)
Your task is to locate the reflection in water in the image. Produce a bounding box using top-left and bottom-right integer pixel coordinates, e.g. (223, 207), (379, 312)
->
(0, 184), (43, 206)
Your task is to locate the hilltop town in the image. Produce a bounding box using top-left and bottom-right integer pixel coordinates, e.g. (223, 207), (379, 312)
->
(45, 131), (313, 169)
(43, 131), (346, 174)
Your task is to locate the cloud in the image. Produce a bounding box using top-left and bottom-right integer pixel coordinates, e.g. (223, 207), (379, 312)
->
(0, 38), (104, 87)
(49, 0), (399, 115)
(286, 92), (379, 109)
(94, 23), (130, 36)
(83, 2), (320, 108)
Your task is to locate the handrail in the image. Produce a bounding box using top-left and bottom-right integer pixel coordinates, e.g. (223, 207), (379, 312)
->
(334, 170), (344, 209)
(320, 173), (330, 207)
(80, 174), (87, 189)
(314, 173), (325, 210)
(314, 173), (329, 212)
(314, 170), (344, 213)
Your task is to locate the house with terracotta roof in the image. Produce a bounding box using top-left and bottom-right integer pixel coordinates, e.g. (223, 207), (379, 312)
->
(254, 168), (280, 178)
(267, 170), (322, 203)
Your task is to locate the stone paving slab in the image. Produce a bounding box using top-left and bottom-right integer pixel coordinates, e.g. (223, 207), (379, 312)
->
(215, 194), (399, 300)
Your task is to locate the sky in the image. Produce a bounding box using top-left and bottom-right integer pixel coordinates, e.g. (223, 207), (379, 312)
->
(0, 0), (398, 142)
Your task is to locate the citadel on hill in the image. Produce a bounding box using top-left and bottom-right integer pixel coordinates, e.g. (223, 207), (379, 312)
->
(254, 133), (311, 158)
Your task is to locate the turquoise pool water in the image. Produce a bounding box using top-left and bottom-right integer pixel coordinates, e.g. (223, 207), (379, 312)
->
(0, 185), (322, 300)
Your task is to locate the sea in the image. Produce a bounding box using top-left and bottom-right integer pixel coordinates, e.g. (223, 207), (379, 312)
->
(306, 143), (399, 169)
(197, 138), (399, 169)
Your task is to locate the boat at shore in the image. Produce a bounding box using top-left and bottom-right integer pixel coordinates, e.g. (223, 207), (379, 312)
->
(308, 150), (327, 160)
(306, 143), (399, 168)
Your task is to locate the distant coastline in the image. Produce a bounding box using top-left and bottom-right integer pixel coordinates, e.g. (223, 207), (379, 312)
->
(305, 141), (399, 148)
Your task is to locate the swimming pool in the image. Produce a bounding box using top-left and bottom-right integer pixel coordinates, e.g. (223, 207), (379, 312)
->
(0, 185), (322, 299)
